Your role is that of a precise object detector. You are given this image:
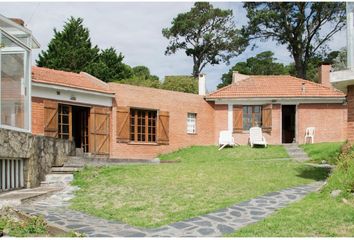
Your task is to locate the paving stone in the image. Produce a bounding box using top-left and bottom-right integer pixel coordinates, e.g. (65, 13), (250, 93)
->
(66, 224), (89, 229)
(118, 231), (146, 237)
(170, 222), (191, 229)
(286, 194), (297, 200)
(204, 215), (226, 222)
(217, 224), (234, 234)
(198, 228), (215, 235)
(230, 211), (242, 217)
(230, 206), (246, 212)
(193, 221), (212, 227)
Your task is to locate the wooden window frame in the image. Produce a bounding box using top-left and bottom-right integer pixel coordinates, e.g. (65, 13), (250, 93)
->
(58, 104), (72, 140)
(242, 105), (262, 130)
(129, 108), (157, 144)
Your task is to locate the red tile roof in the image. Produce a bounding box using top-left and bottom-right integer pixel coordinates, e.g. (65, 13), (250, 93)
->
(32, 66), (113, 94)
(207, 75), (345, 99)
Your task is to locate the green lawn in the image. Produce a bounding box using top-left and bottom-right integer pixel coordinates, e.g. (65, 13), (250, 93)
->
(71, 145), (328, 228)
(300, 142), (343, 164)
(230, 144), (354, 237)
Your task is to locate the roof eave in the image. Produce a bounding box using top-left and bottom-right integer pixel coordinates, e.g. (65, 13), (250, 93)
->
(32, 81), (115, 97)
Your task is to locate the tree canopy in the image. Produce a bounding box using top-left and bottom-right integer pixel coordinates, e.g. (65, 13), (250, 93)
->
(85, 47), (133, 82)
(37, 17), (99, 72)
(161, 76), (198, 94)
(162, 2), (247, 77)
(242, 2), (346, 80)
(218, 51), (289, 88)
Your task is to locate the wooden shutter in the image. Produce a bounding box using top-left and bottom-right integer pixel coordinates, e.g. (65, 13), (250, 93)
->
(89, 107), (110, 155)
(262, 104), (272, 133)
(116, 106), (130, 143)
(44, 100), (58, 138)
(233, 105), (243, 133)
(157, 111), (169, 145)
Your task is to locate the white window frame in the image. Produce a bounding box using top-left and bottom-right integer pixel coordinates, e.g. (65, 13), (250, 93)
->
(187, 112), (197, 134)
(0, 30), (31, 132)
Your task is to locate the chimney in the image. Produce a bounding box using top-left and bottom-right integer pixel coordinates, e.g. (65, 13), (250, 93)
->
(232, 71), (249, 83)
(319, 64), (332, 88)
(198, 73), (206, 96)
(10, 18), (25, 26)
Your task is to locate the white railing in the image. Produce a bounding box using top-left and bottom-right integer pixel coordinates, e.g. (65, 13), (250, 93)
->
(0, 158), (24, 192)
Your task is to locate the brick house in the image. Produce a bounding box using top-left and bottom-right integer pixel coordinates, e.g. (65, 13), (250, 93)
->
(207, 67), (347, 145)
(30, 65), (347, 160)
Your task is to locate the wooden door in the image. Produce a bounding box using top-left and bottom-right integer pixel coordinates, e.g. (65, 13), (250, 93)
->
(89, 107), (110, 155)
(44, 100), (58, 137)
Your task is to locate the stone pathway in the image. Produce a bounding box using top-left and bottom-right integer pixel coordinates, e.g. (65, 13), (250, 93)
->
(18, 181), (323, 237)
(283, 143), (310, 161)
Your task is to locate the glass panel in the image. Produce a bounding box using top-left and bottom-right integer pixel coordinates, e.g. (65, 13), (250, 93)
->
(243, 106), (252, 130)
(1, 51), (25, 129)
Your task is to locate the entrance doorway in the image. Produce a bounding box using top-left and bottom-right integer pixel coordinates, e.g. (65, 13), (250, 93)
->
(72, 106), (90, 152)
(282, 105), (296, 143)
(58, 104), (90, 152)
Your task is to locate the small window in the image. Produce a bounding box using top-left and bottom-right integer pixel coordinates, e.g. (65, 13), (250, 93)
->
(187, 113), (197, 134)
(130, 109), (157, 143)
(243, 106), (262, 130)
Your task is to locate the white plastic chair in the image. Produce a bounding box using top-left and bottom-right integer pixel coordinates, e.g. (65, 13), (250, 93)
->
(218, 130), (236, 150)
(249, 127), (267, 147)
(305, 127), (315, 144)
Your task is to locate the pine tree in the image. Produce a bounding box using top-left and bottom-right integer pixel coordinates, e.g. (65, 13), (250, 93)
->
(36, 17), (99, 72)
(85, 48), (133, 82)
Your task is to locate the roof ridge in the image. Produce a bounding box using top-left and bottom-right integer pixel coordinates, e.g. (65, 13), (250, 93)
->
(80, 72), (109, 88)
(207, 76), (252, 97)
(32, 66), (82, 77)
(287, 75), (344, 93)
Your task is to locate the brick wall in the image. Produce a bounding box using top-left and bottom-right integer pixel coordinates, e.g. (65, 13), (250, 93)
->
(297, 103), (347, 144)
(31, 97), (44, 135)
(348, 85), (354, 142)
(108, 83), (215, 159)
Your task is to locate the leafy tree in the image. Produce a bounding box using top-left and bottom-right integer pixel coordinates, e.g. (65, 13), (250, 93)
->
(162, 2), (247, 77)
(242, 2), (346, 80)
(119, 65), (161, 88)
(325, 48), (347, 71)
(85, 47), (133, 82)
(37, 17), (99, 72)
(218, 51), (289, 88)
(119, 76), (161, 89)
(132, 66), (159, 81)
(161, 76), (198, 94)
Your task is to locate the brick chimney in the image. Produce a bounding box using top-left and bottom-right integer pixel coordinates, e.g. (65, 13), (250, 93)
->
(232, 71), (249, 83)
(10, 18), (25, 26)
(319, 64), (332, 88)
(198, 73), (206, 96)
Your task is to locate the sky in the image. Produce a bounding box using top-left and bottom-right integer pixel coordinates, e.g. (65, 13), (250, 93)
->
(0, 2), (347, 91)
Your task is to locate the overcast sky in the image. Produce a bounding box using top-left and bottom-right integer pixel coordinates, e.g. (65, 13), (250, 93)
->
(0, 2), (347, 91)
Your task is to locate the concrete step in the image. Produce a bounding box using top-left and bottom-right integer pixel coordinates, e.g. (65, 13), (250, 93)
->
(0, 186), (62, 207)
(41, 174), (74, 187)
(283, 143), (310, 162)
(51, 166), (81, 173)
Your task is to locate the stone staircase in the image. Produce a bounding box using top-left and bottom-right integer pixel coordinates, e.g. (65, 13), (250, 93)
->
(283, 143), (310, 162)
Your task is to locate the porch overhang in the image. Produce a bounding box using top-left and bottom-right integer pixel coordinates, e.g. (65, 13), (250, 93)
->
(330, 69), (354, 94)
(32, 82), (114, 107)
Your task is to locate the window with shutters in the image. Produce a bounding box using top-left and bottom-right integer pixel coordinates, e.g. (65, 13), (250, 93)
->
(187, 113), (197, 134)
(130, 109), (157, 143)
(243, 106), (262, 130)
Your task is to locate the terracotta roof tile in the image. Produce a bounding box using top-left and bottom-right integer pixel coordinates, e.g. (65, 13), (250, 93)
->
(32, 66), (113, 94)
(207, 75), (345, 99)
